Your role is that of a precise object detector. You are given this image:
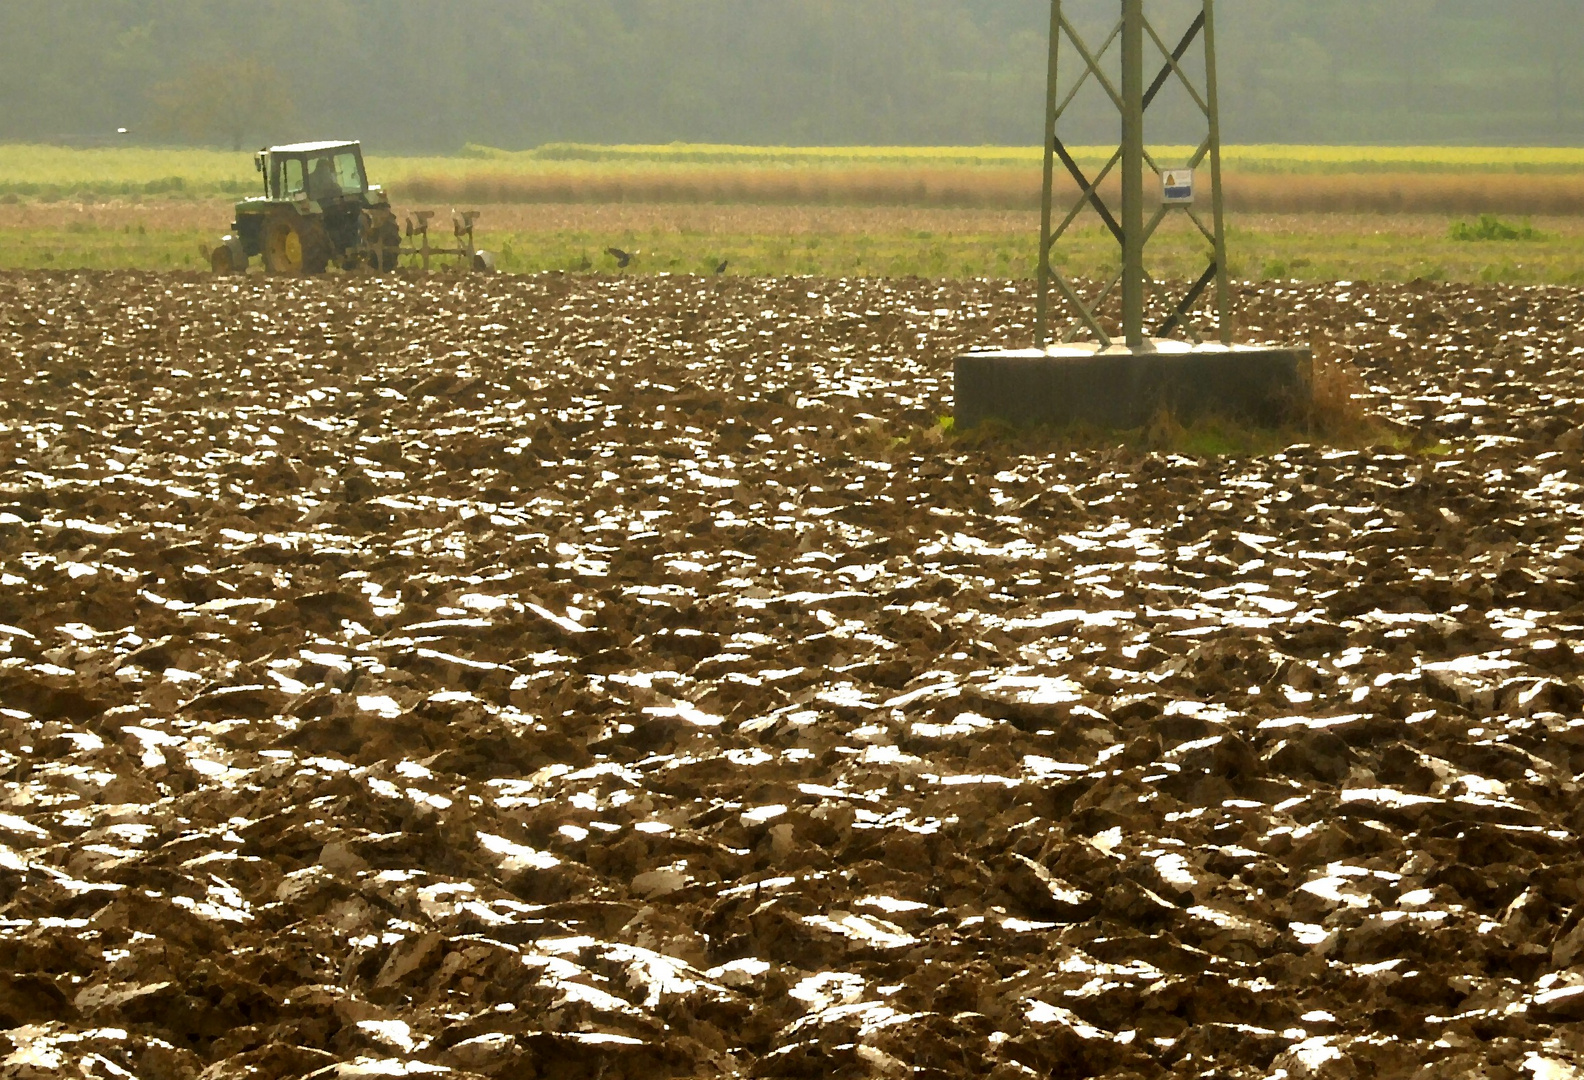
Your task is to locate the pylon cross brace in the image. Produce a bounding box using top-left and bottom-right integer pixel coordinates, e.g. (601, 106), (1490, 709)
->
(1036, 0), (1231, 351)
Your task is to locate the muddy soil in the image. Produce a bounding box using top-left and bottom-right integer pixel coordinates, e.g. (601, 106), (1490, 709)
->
(2, 270), (1584, 1079)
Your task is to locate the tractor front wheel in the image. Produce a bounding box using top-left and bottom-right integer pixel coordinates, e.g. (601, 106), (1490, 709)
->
(261, 211), (330, 275)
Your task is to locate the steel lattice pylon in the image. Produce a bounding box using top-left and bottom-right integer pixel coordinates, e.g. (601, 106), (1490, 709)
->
(1035, 0), (1230, 350)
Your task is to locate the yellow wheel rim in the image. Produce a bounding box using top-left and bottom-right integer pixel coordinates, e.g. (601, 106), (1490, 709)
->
(283, 230), (303, 270)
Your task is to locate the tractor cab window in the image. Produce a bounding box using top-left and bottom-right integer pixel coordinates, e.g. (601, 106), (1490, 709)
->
(307, 157), (340, 201)
(332, 152), (366, 194)
(279, 158), (305, 198)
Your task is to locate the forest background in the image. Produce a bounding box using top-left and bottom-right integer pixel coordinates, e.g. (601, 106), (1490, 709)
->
(1, 0), (1580, 152)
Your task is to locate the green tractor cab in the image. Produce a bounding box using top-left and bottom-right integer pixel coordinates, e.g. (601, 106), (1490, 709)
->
(208, 141), (491, 275)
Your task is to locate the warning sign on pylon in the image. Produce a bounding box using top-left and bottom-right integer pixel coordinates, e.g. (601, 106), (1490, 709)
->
(1162, 168), (1195, 205)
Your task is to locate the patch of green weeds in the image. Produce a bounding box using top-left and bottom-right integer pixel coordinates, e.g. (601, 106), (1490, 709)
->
(1449, 215), (1546, 242)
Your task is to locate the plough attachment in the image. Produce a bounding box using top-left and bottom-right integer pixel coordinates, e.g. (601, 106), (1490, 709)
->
(382, 210), (495, 273)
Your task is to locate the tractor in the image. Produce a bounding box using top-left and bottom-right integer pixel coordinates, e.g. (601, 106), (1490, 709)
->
(207, 140), (492, 275)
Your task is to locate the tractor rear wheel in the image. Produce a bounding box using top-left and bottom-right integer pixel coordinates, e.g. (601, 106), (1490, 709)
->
(261, 211), (330, 275)
(360, 208), (403, 271)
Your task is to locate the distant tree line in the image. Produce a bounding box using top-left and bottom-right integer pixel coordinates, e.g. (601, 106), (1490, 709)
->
(0, 0), (1577, 151)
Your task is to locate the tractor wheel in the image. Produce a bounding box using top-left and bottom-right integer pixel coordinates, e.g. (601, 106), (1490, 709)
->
(261, 211), (330, 275)
(210, 244), (237, 275)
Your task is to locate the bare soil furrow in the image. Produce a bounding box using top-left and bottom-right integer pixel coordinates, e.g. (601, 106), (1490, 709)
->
(0, 270), (1582, 1078)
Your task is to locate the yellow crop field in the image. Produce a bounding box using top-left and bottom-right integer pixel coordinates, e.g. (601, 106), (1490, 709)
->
(496, 142), (1584, 173)
(1217, 144), (1584, 173)
(4, 143), (1582, 205)
(0, 144), (485, 198)
(517, 143), (1046, 167)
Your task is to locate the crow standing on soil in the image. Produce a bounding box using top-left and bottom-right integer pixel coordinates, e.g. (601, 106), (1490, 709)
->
(715, 259), (729, 275)
(605, 247), (633, 268)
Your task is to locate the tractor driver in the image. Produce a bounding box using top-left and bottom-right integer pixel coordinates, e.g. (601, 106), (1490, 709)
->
(307, 156), (341, 202)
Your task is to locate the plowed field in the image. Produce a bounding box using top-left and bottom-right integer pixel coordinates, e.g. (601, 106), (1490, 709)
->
(3, 270), (1584, 1079)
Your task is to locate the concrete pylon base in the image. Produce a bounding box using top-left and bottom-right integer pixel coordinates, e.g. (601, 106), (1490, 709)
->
(953, 340), (1312, 430)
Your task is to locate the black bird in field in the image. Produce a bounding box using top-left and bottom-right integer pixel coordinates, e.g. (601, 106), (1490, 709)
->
(605, 247), (633, 268)
(715, 259), (729, 275)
